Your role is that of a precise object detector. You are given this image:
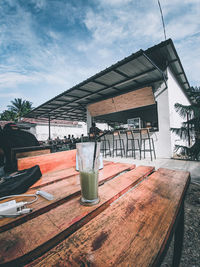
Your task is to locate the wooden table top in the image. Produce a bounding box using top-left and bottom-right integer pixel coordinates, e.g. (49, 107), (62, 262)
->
(0, 161), (190, 266)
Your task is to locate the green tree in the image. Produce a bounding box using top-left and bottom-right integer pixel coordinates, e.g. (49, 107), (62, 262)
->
(0, 110), (17, 121)
(7, 98), (33, 121)
(0, 98), (33, 122)
(171, 86), (200, 160)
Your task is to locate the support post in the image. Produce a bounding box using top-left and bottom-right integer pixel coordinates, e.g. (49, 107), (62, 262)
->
(48, 115), (51, 140)
(187, 112), (190, 147)
(86, 108), (92, 135)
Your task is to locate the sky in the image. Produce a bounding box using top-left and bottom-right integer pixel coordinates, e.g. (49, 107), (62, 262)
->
(0, 0), (200, 113)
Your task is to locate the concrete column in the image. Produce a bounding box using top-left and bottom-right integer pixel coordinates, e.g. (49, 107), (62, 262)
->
(48, 115), (51, 140)
(155, 83), (172, 158)
(86, 108), (92, 135)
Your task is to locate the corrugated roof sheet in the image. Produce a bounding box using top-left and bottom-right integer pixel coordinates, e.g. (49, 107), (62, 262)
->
(25, 39), (190, 122)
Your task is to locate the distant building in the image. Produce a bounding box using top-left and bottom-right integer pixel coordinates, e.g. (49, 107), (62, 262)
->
(0, 119), (87, 141)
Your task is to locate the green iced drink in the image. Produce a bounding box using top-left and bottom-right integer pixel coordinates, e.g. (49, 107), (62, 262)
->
(80, 171), (98, 200)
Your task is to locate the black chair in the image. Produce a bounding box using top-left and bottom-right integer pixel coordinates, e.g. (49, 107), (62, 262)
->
(100, 135), (111, 157)
(139, 129), (156, 161)
(112, 131), (125, 157)
(125, 130), (140, 158)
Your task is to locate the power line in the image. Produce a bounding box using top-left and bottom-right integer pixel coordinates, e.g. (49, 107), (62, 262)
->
(157, 0), (166, 40)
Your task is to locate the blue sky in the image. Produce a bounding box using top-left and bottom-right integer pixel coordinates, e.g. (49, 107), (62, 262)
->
(0, 0), (200, 112)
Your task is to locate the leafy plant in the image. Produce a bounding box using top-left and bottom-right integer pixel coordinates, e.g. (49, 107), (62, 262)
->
(171, 86), (200, 160)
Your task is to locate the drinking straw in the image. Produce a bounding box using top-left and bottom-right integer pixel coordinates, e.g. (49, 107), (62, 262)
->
(92, 131), (109, 170)
(92, 139), (97, 170)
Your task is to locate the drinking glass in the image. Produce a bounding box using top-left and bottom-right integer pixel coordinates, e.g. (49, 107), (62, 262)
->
(76, 142), (100, 206)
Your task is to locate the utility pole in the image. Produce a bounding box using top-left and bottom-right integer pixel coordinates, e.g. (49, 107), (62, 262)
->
(157, 0), (167, 40)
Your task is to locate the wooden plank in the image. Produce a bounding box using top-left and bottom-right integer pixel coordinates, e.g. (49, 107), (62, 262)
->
(0, 162), (135, 231)
(0, 166), (154, 265)
(30, 167), (78, 189)
(88, 98), (117, 116)
(26, 168), (190, 267)
(114, 87), (155, 112)
(88, 87), (155, 117)
(17, 150), (77, 174)
(30, 160), (113, 189)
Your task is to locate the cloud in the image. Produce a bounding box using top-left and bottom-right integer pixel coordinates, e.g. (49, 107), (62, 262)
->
(0, 0), (200, 114)
(30, 0), (46, 11)
(84, 10), (127, 45)
(81, 0), (200, 87)
(165, 3), (200, 40)
(0, 72), (40, 88)
(0, 92), (19, 98)
(82, 2), (163, 60)
(100, 0), (132, 5)
(176, 34), (200, 86)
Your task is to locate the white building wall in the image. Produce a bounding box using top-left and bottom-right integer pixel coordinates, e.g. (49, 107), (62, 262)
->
(167, 67), (190, 154)
(154, 83), (172, 158)
(28, 121), (109, 141)
(153, 69), (190, 158)
(35, 122), (88, 141)
(28, 126), (37, 136)
(35, 122), (109, 141)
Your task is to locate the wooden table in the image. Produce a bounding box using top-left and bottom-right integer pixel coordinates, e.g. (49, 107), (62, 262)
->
(0, 158), (190, 266)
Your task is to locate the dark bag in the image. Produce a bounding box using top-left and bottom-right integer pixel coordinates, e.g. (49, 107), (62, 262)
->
(0, 165), (42, 197)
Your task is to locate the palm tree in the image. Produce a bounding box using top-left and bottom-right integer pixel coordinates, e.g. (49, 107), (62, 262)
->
(7, 98), (33, 121)
(171, 86), (200, 160)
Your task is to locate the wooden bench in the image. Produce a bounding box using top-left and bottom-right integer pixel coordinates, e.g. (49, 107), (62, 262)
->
(13, 146), (51, 159)
(0, 153), (190, 266)
(10, 145), (52, 171)
(17, 149), (77, 174)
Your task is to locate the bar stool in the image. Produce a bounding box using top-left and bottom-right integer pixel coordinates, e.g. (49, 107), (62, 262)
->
(112, 130), (125, 157)
(100, 135), (111, 157)
(139, 128), (156, 161)
(125, 130), (140, 158)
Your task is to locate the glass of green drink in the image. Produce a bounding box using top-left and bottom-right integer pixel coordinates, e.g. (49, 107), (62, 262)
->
(76, 142), (100, 206)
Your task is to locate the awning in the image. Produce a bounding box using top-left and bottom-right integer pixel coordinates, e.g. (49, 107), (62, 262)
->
(25, 39), (190, 122)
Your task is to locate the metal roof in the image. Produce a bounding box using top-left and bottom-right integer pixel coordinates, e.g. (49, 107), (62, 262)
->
(25, 39), (190, 122)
